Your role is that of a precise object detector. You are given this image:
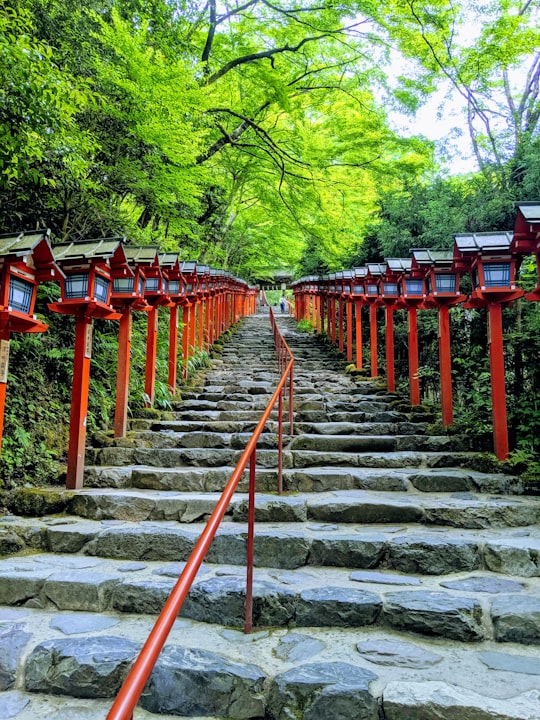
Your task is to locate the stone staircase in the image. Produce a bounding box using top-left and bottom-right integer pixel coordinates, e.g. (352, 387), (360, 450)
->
(1, 312), (540, 719)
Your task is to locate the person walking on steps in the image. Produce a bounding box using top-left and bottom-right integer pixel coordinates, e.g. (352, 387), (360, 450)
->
(279, 293), (287, 314)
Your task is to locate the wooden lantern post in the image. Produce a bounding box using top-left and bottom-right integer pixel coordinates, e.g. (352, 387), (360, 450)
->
(49, 238), (129, 489)
(375, 262), (405, 393)
(390, 258), (425, 406)
(180, 262), (198, 378)
(159, 253), (183, 394)
(352, 268), (367, 370)
(411, 249), (465, 427)
(122, 248), (169, 407)
(110, 247), (151, 438)
(0, 230), (61, 451)
(454, 232), (523, 460)
(364, 264), (385, 378)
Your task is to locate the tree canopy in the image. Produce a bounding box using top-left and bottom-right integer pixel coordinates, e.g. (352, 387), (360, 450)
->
(1, 0), (539, 277)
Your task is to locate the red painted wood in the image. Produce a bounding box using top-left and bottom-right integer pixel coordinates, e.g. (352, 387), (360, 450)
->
(331, 298), (337, 344)
(189, 301), (197, 357)
(144, 307), (158, 407)
(338, 298), (344, 352)
(488, 302), (509, 460)
(439, 305), (453, 426)
(0, 326), (10, 451)
(346, 300), (353, 362)
(408, 307), (420, 405)
(181, 304), (191, 379)
(370, 304), (378, 377)
(197, 300), (204, 351)
(385, 306), (395, 392)
(355, 300), (363, 369)
(168, 304), (178, 394)
(114, 308), (132, 437)
(66, 315), (93, 489)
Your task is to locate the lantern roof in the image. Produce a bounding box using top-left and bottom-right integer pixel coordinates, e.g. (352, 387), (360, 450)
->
(159, 252), (180, 268)
(53, 237), (126, 262)
(366, 263), (387, 276)
(411, 249), (454, 266)
(0, 229), (63, 280)
(123, 245), (160, 266)
(0, 229), (51, 258)
(354, 267), (368, 277)
(453, 231), (514, 254)
(514, 201), (540, 223)
(181, 261), (197, 274)
(386, 258), (412, 273)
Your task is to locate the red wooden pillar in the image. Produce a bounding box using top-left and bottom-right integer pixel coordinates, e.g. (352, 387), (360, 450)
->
(206, 296), (213, 346)
(66, 315), (93, 489)
(182, 304), (191, 379)
(0, 326), (10, 451)
(408, 307), (420, 405)
(168, 304), (179, 394)
(385, 306), (395, 392)
(355, 301), (363, 369)
(369, 304), (378, 377)
(438, 305), (453, 426)
(488, 302), (509, 460)
(316, 296), (321, 333)
(338, 298), (345, 352)
(189, 301), (197, 355)
(144, 306), (158, 406)
(346, 300), (353, 362)
(331, 298), (337, 344)
(197, 300), (204, 351)
(114, 307), (132, 437)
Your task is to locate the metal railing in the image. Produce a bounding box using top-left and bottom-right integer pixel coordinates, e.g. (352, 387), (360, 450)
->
(107, 310), (294, 720)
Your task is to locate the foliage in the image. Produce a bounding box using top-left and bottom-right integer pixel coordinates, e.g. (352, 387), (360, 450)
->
(297, 319), (315, 333)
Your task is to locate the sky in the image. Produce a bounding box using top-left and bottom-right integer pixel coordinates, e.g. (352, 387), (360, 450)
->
(393, 85), (479, 175)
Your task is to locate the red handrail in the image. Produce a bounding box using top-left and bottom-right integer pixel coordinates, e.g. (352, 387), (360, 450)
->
(107, 312), (294, 720)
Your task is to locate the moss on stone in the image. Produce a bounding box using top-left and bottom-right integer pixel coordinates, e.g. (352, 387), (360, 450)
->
(5, 488), (73, 517)
(132, 408), (161, 419)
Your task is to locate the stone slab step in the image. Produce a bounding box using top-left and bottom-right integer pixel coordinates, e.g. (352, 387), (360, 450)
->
(4, 516), (540, 577)
(289, 433), (471, 453)
(295, 421), (429, 436)
(66, 488), (540, 529)
(84, 464), (522, 495)
(112, 431), (280, 451)
(86, 446), (486, 470)
(0, 555), (539, 645)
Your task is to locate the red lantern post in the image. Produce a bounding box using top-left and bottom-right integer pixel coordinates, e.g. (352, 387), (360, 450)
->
(49, 238), (129, 489)
(0, 230), (61, 451)
(111, 247), (150, 438)
(454, 232), (523, 460)
(390, 258), (425, 406)
(365, 265), (385, 378)
(411, 249), (465, 426)
(180, 262), (198, 379)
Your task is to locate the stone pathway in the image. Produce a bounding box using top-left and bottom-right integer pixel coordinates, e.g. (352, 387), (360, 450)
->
(1, 312), (540, 719)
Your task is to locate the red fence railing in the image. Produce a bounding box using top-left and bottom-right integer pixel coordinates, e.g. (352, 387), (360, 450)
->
(107, 311), (294, 720)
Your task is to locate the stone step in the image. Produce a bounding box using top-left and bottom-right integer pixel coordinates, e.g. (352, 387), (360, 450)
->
(295, 421), (429, 436)
(289, 433), (471, 453)
(6, 604), (540, 720)
(0, 554), (539, 649)
(110, 431), (280, 451)
(4, 516), (540, 577)
(62, 488), (540, 529)
(83, 464), (522, 495)
(86, 445), (501, 471)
